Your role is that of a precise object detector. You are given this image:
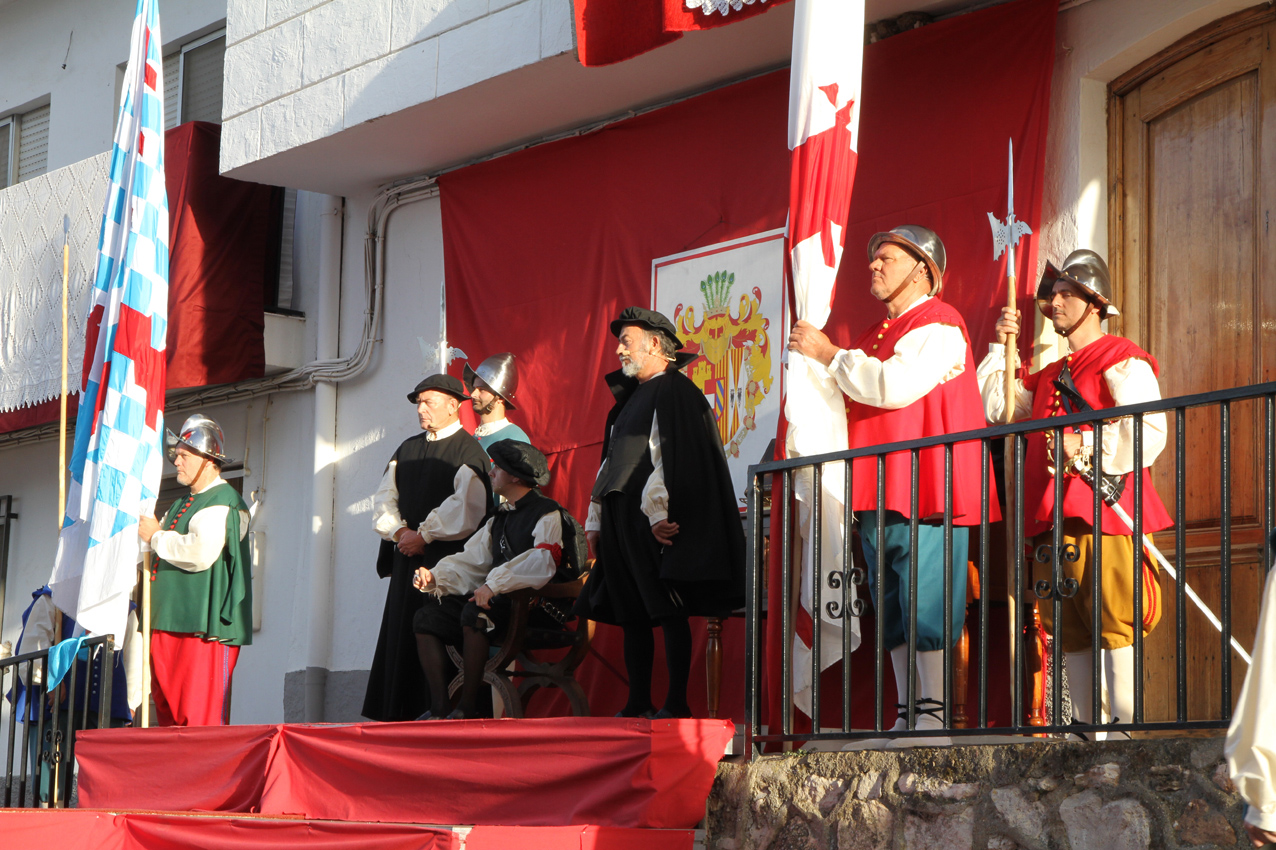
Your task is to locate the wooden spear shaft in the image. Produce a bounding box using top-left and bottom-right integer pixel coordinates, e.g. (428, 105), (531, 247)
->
(1003, 270), (1020, 720)
(59, 224), (69, 532)
(141, 552), (152, 728)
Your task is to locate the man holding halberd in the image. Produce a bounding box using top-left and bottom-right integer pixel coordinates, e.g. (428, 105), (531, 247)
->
(787, 225), (993, 740)
(977, 249), (1170, 738)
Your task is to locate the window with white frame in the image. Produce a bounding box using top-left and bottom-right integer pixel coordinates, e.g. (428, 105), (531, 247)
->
(159, 29), (226, 130)
(0, 103), (51, 189)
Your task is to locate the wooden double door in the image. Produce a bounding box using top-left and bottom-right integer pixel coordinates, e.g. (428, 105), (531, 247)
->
(1111, 5), (1276, 721)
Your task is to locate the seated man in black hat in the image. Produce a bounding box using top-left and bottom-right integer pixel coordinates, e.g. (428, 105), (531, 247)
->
(578, 307), (745, 718)
(412, 440), (576, 719)
(363, 374), (494, 722)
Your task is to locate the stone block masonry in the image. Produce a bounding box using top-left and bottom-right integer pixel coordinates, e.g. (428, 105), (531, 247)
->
(707, 737), (1250, 850)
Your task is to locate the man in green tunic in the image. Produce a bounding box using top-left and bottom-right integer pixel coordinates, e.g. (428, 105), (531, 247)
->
(138, 414), (252, 726)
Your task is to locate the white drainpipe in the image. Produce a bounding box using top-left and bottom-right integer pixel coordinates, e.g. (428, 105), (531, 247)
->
(305, 194), (344, 722)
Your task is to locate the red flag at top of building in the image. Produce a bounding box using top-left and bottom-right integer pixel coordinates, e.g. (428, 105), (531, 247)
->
(781, 0), (865, 719)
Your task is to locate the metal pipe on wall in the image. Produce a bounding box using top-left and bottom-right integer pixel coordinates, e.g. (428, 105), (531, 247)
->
(304, 194), (344, 723)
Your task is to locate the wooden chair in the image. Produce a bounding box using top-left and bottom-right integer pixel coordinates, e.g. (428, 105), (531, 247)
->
(446, 573), (594, 718)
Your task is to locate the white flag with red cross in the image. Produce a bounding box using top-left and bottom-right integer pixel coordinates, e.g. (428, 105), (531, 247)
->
(782, 0), (865, 720)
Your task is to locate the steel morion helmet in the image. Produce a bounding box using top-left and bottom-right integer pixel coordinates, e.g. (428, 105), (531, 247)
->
(165, 414), (231, 465)
(1035, 249), (1116, 319)
(463, 353), (521, 410)
(867, 225), (947, 296)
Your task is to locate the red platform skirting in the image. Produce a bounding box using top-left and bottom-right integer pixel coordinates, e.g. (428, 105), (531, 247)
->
(0, 810), (693, 850)
(76, 718), (733, 829)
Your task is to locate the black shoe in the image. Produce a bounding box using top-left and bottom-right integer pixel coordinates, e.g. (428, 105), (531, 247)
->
(653, 705), (693, 719)
(615, 705), (657, 718)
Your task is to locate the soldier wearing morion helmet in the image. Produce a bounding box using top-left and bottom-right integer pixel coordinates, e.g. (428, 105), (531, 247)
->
(137, 414), (253, 726)
(978, 248), (1171, 739)
(788, 225), (997, 744)
(464, 352), (531, 453)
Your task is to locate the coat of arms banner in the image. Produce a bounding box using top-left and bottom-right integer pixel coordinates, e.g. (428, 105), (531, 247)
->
(652, 228), (785, 509)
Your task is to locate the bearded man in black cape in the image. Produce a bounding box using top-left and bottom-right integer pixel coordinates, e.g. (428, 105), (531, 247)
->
(579, 306), (745, 718)
(364, 374), (493, 721)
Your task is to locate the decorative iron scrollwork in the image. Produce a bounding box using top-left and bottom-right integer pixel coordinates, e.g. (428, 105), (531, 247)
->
(1032, 542), (1082, 599)
(825, 567), (867, 619)
(41, 727), (63, 766)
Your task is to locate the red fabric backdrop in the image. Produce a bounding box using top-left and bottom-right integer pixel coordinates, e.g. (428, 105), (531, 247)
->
(0, 121), (278, 434)
(442, 0), (1055, 724)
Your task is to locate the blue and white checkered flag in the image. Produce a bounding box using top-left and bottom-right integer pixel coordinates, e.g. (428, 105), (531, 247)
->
(50, 0), (168, 642)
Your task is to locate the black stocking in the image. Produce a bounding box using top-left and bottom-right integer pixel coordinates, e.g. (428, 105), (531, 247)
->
(659, 615), (692, 717)
(619, 624), (656, 716)
(415, 632), (453, 717)
(457, 625), (490, 717)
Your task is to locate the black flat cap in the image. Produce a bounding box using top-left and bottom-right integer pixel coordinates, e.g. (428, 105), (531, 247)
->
(488, 439), (550, 487)
(609, 306), (684, 350)
(407, 374), (469, 403)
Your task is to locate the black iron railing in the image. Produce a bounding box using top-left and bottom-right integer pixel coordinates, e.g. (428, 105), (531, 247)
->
(744, 381), (1276, 754)
(2, 634), (117, 807)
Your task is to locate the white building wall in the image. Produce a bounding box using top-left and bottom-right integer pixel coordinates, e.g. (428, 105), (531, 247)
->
(0, 0), (227, 173)
(220, 0), (575, 174)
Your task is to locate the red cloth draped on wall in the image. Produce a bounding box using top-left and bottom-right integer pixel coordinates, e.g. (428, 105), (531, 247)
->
(0, 121), (279, 434)
(165, 121), (278, 389)
(440, 0), (1054, 723)
(572, 0), (793, 66)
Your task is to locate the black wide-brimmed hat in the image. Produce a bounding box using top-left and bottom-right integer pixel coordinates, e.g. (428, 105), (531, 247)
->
(488, 439), (550, 488)
(609, 306), (684, 350)
(407, 374), (469, 403)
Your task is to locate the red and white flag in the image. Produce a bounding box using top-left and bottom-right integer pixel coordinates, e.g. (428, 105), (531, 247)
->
(782, 0), (865, 718)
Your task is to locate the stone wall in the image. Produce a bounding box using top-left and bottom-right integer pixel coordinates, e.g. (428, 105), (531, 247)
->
(707, 738), (1250, 850)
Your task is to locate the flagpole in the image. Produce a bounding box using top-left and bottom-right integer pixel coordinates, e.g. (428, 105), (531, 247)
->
(59, 216), (70, 532)
(141, 553), (152, 728)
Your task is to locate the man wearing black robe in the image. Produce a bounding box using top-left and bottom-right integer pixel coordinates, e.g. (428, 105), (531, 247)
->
(364, 374), (493, 721)
(578, 307), (745, 718)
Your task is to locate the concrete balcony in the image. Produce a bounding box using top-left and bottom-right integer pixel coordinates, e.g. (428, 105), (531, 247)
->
(218, 0), (797, 195)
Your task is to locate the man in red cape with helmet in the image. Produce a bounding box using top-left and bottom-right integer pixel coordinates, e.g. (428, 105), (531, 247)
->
(978, 248), (1171, 738)
(789, 225), (996, 740)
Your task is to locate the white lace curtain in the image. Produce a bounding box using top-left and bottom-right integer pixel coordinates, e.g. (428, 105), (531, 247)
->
(0, 152), (109, 413)
(685, 0), (771, 16)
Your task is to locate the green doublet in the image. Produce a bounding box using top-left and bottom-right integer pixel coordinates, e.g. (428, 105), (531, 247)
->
(152, 483), (253, 646)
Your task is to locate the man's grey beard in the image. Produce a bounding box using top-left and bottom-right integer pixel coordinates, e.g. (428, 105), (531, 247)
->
(620, 356), (642, 378)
